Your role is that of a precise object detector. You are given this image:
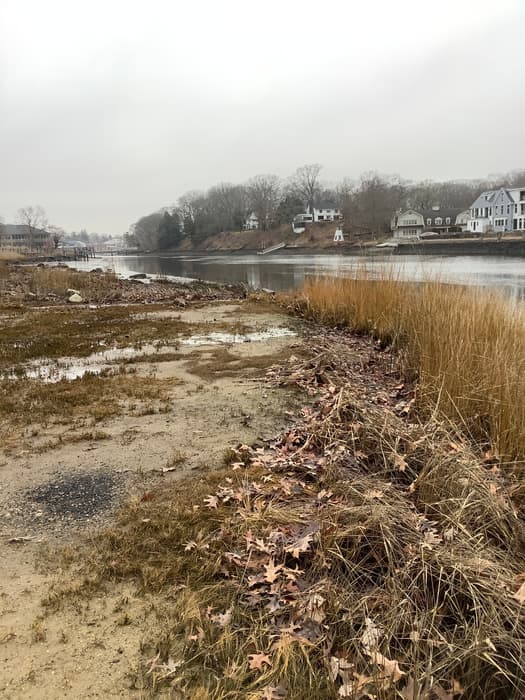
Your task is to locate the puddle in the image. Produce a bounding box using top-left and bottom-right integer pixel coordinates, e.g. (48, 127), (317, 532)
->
(4, 328), (296, 382)
(180, 328), (296, 346)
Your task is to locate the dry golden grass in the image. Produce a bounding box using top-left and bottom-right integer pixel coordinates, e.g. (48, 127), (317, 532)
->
(295, 273), (525, 466)
(0, 251), (24, 261)
(26, 266), (119, 296)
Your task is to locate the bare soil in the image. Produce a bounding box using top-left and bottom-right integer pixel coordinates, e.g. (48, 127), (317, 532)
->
(0, 300), (303, 698)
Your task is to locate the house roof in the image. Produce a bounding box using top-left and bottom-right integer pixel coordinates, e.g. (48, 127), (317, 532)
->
(420, 208), (462, 221)
(2, 224), (48, 236)
(469, 187), (523, 209)
(313, 200), (339, 210)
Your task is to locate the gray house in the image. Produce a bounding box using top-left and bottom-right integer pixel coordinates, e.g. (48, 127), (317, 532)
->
(467, 187), (525, 235)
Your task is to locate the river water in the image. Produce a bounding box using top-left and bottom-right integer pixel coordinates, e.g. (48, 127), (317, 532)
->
(69, 252), (525, 299)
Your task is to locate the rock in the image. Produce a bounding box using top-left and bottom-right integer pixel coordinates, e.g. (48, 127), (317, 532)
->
(91, 268), (103, 273)
(68, 293), (83, 303)
(129, 273), (148, 280)
(66, 288), (80, 295)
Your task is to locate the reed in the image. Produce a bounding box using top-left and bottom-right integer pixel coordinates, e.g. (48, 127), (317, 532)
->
(297, 271), (525, 465)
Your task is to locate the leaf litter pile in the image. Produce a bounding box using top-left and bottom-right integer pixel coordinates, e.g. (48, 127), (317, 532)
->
(47, 331), (525, 699)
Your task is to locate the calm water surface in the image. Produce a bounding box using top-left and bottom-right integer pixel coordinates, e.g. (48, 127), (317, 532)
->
(71, 252), (525, 299)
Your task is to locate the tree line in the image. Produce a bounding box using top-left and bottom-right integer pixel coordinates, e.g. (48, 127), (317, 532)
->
(127, 166), (525, 250)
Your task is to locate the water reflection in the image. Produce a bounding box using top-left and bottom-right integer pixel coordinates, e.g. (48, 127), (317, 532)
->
(67, 252), (525, 298)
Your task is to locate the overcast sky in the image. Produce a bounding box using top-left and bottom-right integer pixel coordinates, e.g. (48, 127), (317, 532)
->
(1, 0), (524, 233)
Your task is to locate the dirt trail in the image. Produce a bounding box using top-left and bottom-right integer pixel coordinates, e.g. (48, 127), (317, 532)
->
(0, 302), (302, 698)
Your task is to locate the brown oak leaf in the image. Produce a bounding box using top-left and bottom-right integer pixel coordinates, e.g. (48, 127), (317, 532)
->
(264, 559), (283, 583)
(248, 653), (272, 672)
(203, 495), (218, 509)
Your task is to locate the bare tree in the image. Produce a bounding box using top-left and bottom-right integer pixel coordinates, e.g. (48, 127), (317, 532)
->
(48, 225), (65, 249)
(289, 164), (323, 215)
(17, 205), (48, 251)
(247, 175), (280, 231)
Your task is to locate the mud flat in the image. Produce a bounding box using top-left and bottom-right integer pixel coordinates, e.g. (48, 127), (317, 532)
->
(0, 266), (304, 698)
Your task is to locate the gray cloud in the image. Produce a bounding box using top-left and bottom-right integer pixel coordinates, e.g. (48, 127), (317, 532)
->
(1, 0), (524, 232)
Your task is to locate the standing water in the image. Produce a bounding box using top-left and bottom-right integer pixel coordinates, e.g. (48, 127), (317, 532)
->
(64, 252), (525, 299)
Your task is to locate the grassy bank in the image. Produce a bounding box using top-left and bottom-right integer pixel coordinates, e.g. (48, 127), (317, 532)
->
(42, 331), (525, 699)
(295, 273), (525, 468)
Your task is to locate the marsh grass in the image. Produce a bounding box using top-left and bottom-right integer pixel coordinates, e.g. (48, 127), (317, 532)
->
(296, 273), (525, 465)
(0, 372), (177, 428)
(0, 305), (219, 367)
(26, 267), (119, 297)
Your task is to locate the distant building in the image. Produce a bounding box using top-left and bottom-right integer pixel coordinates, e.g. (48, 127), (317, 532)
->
(243, 213), (259, 230)
(467, 187), (525, 235)
(334, 227), (344, 242)
(294, 203), (342, 225)
(391, 207), (470, 240)
(0, 224), (49, 249)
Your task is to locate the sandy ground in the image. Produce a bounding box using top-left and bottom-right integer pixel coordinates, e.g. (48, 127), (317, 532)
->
(0, 302), (303, 699)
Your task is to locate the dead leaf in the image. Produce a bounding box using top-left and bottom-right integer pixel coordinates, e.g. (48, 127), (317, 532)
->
(211, 608), (232, 627)
(204, 495), (218, 509)
(365, 489), (384, 499)
(261, 682), (287, 699)
(187, 626), (204, 642)
(512, 580), (525, 604)
(369, 650), (405, 683)
(360, 617), (381, 654)
(443, 527), (455, 543)
(422, 529), (442, 550)
(223, 659), (242, 678)
(286, 532), (314, 559)
(264, 559), (283, 584)
(248, 652), (272, 672)
(394, 454), (408, 472)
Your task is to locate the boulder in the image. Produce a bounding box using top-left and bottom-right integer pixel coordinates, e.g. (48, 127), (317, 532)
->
(129, 273), (148, 280)
(66, 288), (80, 295)
(68, 293), (83, 303)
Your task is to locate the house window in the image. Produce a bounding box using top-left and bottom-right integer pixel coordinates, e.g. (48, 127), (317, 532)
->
(426, 218), (431, 226)
(445, 217), (451, 225)
(318, 216), (324, 221)
(520, 191), (525, 201)
(435, 217), (442, 225)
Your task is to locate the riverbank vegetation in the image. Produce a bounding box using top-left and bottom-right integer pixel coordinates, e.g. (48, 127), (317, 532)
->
(43, 323), (525, 698)
(296, 274), (525, 467)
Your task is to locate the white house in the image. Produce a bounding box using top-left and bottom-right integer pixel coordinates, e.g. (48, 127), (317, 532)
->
(467, 187), (525, 234)
(391, 207), (470, 240)
(294, 202), (342, 225)
(243, 212), (259, 230)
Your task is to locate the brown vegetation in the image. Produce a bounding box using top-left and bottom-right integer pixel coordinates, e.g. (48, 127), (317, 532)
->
(295, 273), (525, 466)
(41, 332), (525, 699)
